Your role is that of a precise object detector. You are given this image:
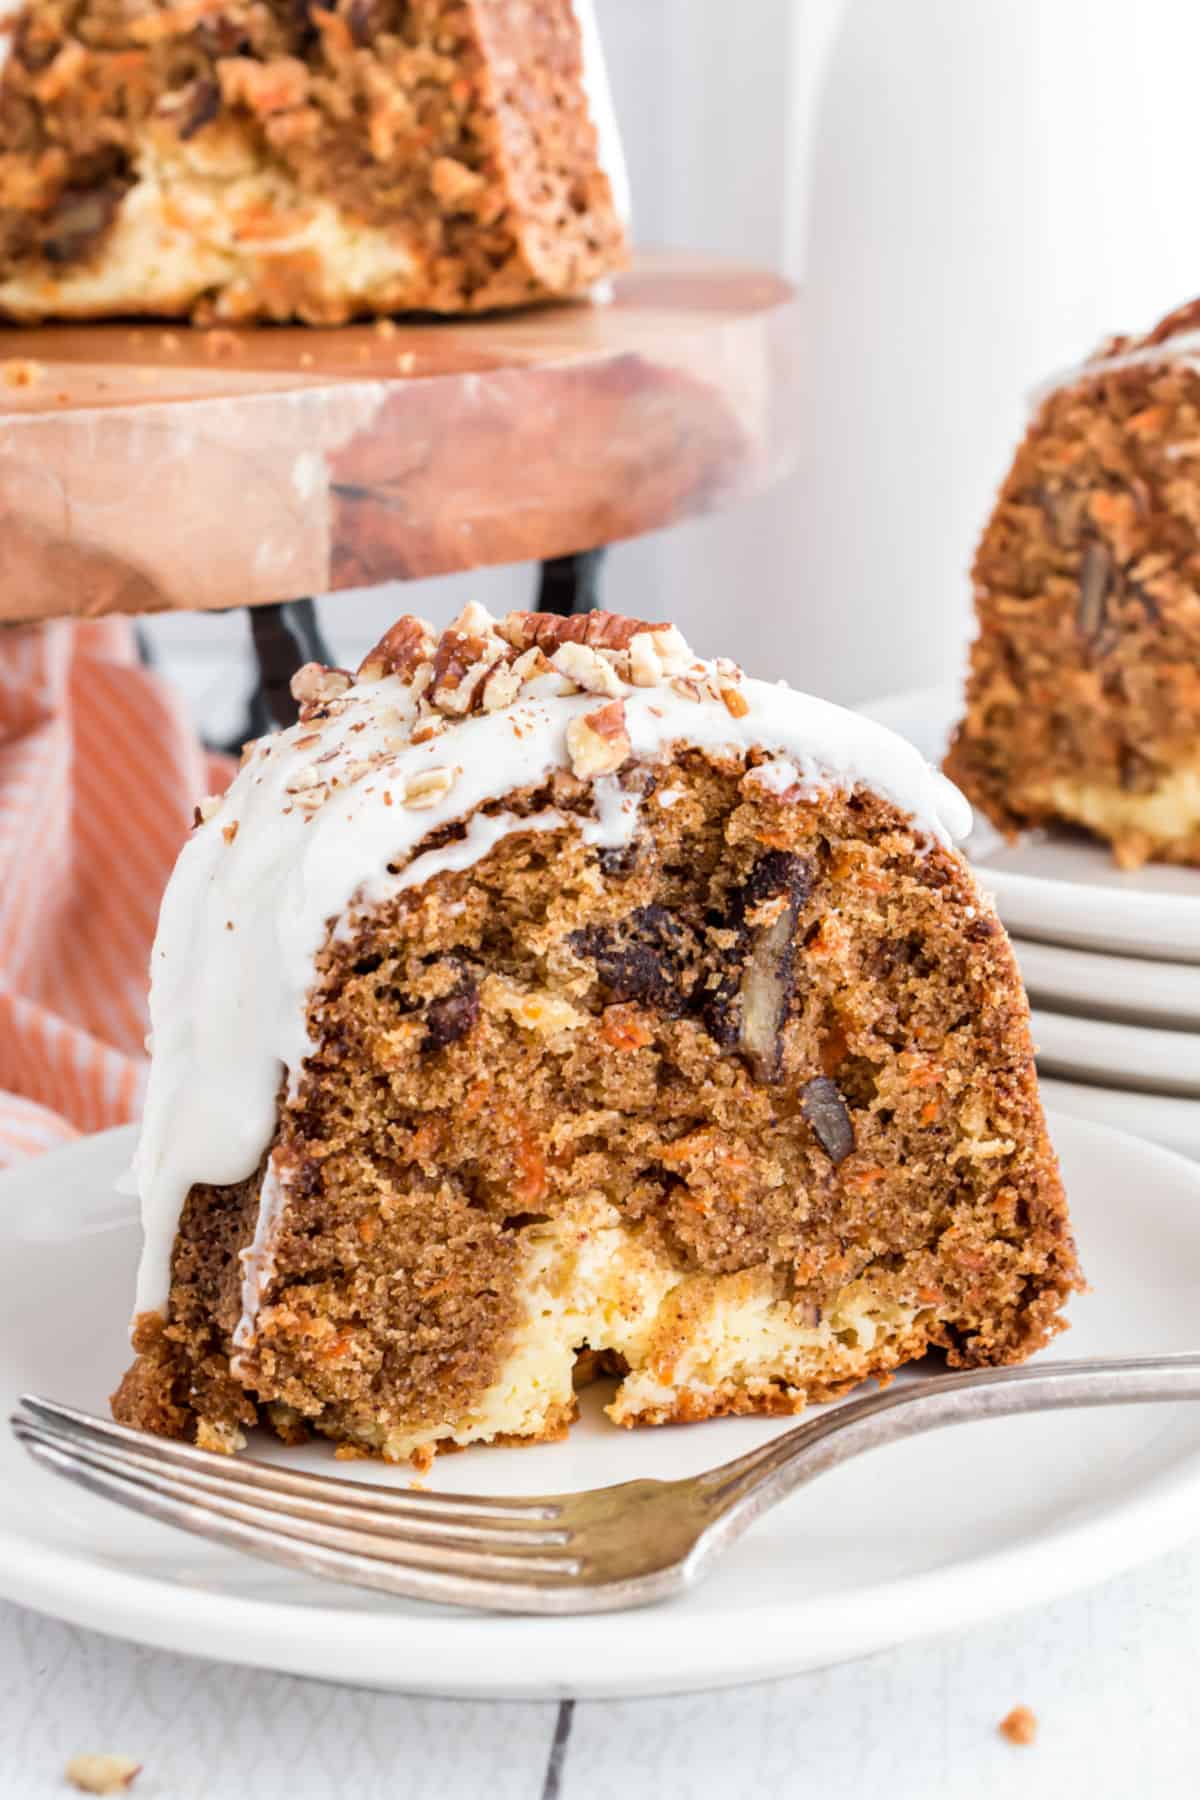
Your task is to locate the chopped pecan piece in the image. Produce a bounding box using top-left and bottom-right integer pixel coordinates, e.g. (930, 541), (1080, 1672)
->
(1077, 540), (1113, 645)
(357, 615), (436, 683)
(550, 640), (624, 696)
(565, 701), (631, 778)
(289, 662), (351, 706)
(801, 1076), (856, 1165)
(704, 852), (813, 1078)
(428, 624), (501, 714)
(403, 767), (456, 808)
(738, 901), (801, 1082)
(498, 611), (667, 655)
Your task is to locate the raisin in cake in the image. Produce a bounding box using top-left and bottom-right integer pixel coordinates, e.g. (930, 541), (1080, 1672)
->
(946, 298), (1200, 868)
(114, 605), (1080, 1465)
(0, 0), (626, 323)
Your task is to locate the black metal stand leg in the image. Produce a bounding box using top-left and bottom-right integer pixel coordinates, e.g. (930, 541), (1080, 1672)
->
(536, 548), (606, 616)
(222, 598), (336, 751)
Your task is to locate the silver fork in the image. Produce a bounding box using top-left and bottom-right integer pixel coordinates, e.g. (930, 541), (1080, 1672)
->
(12, 1354), (1200, 1616)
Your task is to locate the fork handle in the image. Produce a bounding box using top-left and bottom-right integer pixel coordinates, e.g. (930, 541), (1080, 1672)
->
(711, 1353), (1200, 1521)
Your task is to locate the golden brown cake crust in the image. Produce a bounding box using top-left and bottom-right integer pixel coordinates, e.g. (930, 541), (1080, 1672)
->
(114, 686), (1080, 1461)
(946, 298), (1200, 868)
(0, 0), (626, 322)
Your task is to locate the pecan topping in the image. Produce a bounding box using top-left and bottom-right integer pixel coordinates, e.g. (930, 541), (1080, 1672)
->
(403, 767), (456, 808)
(289, 662), (351, 706)
(497, 611), (665, 655)
(565, 701), (631, 778)
(550, 640), (623, 696)
(357, 616), (435, 682)
(428, 625), (501, 713)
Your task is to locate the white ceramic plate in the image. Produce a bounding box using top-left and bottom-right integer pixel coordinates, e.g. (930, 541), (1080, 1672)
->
(859, 685), (1200, 963)
(3, 1119), (1200, 1698)
(1032, 1008), (1200, 1098)
(1040, 1077), (1200, 1164)
(1015, 937), (1200, 1032)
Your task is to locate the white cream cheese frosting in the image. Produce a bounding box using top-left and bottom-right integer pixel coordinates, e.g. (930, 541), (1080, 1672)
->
(130, 607), (970, 1329)
(1029, 325), (1200, 411)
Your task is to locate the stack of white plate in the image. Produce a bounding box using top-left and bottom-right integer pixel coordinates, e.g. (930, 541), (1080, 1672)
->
(860, 686), (1200, 1160)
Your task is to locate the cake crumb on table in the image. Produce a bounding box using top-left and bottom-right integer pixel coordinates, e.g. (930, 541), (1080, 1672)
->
(998, 1705), (1038, 1746)
(64, 1753), (142, 1793)
(1, 357), (44, 388)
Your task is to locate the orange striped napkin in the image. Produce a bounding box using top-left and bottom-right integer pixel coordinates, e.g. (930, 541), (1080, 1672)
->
(0, 618), (230, 1165)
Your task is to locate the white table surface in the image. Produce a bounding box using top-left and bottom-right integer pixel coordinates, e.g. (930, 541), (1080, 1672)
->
(6, 1539), (1200, 1800)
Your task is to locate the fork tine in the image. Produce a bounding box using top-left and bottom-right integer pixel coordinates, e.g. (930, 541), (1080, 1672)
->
(17, 1432), (605, 1615)
(14, 1421), (582, 1580)
(15, 1414), (570, 1549)
(18, 1395), (562, 1521)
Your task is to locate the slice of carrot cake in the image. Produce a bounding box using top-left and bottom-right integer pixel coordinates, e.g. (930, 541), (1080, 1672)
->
(946, 297), (1200, 868)
(113, 605), (1080, 1464)
(0, 0), (627, 322)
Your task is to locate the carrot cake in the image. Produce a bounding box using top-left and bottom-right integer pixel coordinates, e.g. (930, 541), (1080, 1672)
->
(113, 605), (1080, 1464)
(0, 0), (627, 322)
(946, 297), (1200, 868)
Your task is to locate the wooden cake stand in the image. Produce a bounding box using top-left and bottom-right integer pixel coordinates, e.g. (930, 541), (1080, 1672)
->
(0, 251), (799, 728)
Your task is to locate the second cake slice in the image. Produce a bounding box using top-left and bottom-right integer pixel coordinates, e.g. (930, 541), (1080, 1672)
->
(946, 297), (1200, 868)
